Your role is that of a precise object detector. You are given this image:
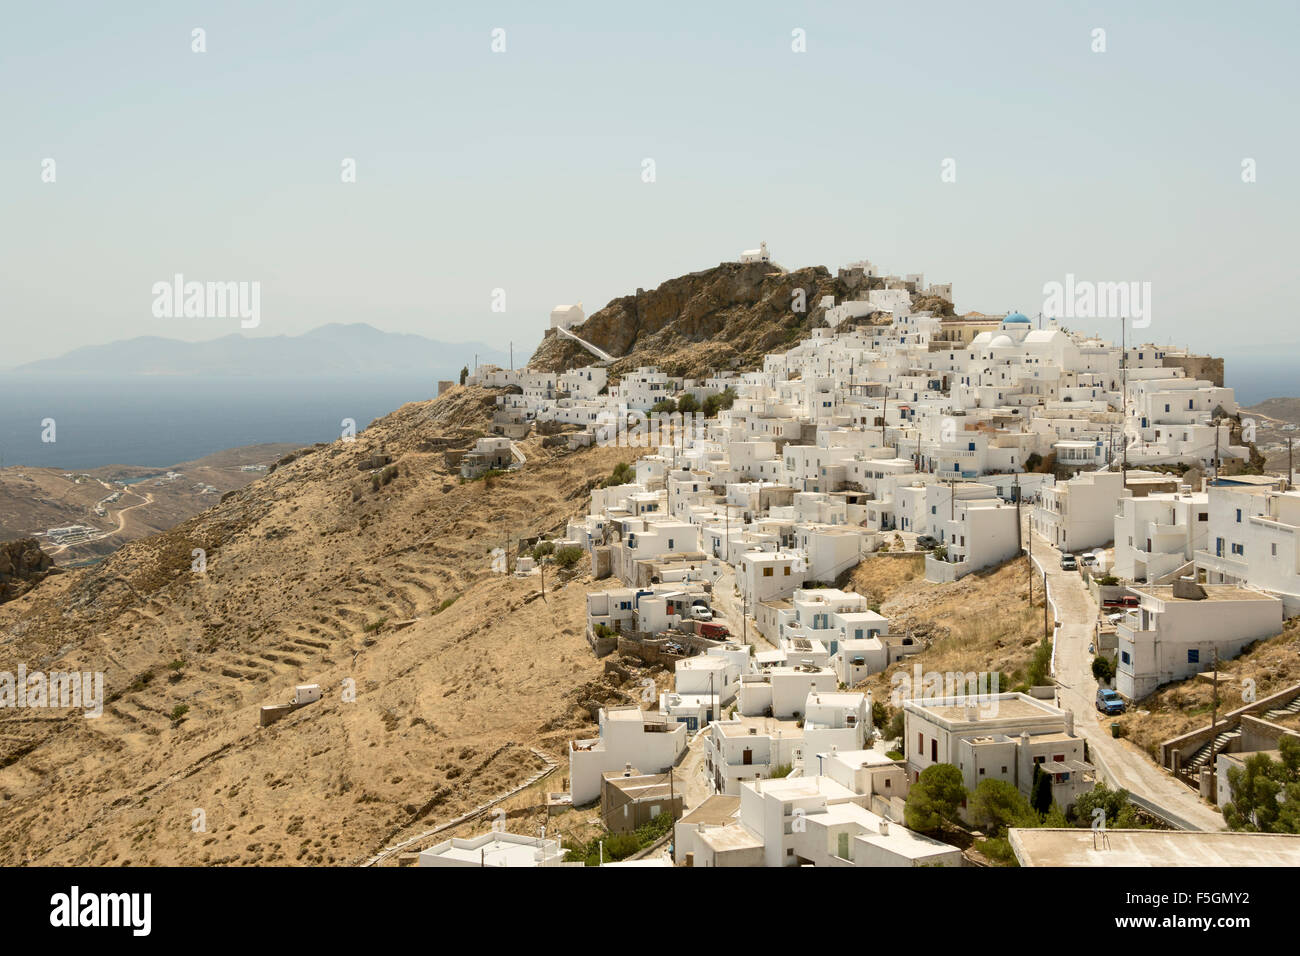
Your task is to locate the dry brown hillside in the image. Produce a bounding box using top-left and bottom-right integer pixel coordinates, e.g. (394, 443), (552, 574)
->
(848, 553), (1050, 706)
(528, 260), (950, 380)
(0, 384), (649, 865)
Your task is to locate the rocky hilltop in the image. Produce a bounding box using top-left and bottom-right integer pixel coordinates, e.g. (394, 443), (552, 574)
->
(528, 260), (952, 378)
(0, 537), (58, 604)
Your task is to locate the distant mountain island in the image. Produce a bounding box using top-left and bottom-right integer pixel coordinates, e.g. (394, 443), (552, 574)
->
(12, 323), (510, 378)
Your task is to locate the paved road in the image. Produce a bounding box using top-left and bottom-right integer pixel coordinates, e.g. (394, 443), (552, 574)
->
(675, 730), (713, 810)
(711, 565), (777, 651)
(1028, 521), (1225, 831)
(50, 490), (154, 555)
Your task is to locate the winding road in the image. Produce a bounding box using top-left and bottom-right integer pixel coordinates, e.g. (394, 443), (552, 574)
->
(1027, 518), (1225, 830)
(50, 489), (154, 555)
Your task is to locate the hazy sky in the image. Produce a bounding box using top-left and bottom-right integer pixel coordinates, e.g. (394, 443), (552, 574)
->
(3, 1), (1297, 368)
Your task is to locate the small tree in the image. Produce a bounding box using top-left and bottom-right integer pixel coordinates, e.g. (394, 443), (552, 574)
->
(886, 708), (905, 742)
(603, 461), (635, 487)
(1223, 736), (1300, 833)
(1026, 636), (1053, 687)
(702, 387), (737, 418)
(676, 393), (700, 414)
(1030, 765), (1053, 817)
(969, 779), (1036, 836)
(650, 398), (677, 414)
(553, 545), (584, 571)
(1091, 655), (1115, 683)
(1072, 781), (1132, 829)
(904, 763), (966, 835)
(459, 365), (469, 386)
(871, 700), (889, 729)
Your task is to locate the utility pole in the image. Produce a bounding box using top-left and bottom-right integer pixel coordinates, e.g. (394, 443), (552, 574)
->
(1208, 646), (1221, 784)
(1027, 498), (1034, 608)
(1289, 437), (1294, 491)
(724, 503), (731, 561)
(1014, 473), (1022, 552)
(1213, 419), (1221, 485)
(1120, 316), (1128, 488)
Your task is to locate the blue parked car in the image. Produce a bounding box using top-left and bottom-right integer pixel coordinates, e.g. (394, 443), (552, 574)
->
(1096, 688), (1126, 715)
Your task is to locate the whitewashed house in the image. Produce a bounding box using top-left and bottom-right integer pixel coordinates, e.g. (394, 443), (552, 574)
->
(568, 706), (687, 805)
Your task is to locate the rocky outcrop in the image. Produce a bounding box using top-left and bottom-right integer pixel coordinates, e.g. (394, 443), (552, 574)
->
(527, 262), (834, 378)
(528, 260), (950, 380)
(0, 537), (58, 604)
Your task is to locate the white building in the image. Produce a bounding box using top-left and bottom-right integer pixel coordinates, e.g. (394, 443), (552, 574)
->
(568, 706), (688, 805)
(904, 694), (1095, 810)
(1034, 470), (1126, 552)
(1113, 489), (1209, 583)
(925, 495), (1020, 582)
(737, 664), (838, 720)
(418, 832), (571, 867)
(687, 775), (960, 867)
(550, 303), (585, 330)
(1115, 582), (1283, 700)
(1195, 481), (1300, 616)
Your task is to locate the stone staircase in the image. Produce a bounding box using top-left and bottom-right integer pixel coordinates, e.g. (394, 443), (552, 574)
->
(1185, 728), (1242, 772)
(1264, 695), (1300, 722)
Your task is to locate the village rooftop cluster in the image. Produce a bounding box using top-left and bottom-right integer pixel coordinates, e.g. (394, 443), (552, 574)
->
(415, 246), (1300, 867)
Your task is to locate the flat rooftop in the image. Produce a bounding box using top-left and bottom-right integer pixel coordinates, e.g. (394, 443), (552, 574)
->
(698, 823), (764, 853)
(679, 794), (740, 827)
(1010, 828), (1300, 867)
(825, 748), (899, 768)
(910, 694), (1061, 724)
(1136, 585), (1278, 603)
(718, 716), (803, 739)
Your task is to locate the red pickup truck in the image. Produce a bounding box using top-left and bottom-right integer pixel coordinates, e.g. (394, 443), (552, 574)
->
(1102, 595), (1139, 610)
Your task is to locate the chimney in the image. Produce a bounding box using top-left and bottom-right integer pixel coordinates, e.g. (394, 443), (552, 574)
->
(623, 763), (633, 777)
(1064, 711), (1075, 736)
(879, 820), (890, 836)
(965, 704), (978, 721)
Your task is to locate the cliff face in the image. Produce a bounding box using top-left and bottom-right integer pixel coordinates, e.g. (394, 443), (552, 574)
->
(0, 537), (57, 604)
(528, 261), (864, 379)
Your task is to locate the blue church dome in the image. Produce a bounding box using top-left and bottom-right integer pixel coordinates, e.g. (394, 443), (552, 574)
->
(1003, 311), (1031, 324)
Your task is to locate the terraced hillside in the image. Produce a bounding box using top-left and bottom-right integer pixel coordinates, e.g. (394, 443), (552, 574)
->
(0, 385), (644, 865)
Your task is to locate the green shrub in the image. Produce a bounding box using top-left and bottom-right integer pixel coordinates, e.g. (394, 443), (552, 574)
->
(553, 545), (584, 570)
(603, 461), (635, 487)
(1091, 655), (1115, 682)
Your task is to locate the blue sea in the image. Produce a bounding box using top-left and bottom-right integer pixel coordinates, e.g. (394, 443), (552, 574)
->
(0, 374), (437, 469)
(1223, 358), (1297, 407)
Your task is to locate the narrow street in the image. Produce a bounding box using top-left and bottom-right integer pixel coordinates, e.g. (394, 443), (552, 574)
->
(1026, 518), (1225, 831)
(711, 565), (776, 651)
